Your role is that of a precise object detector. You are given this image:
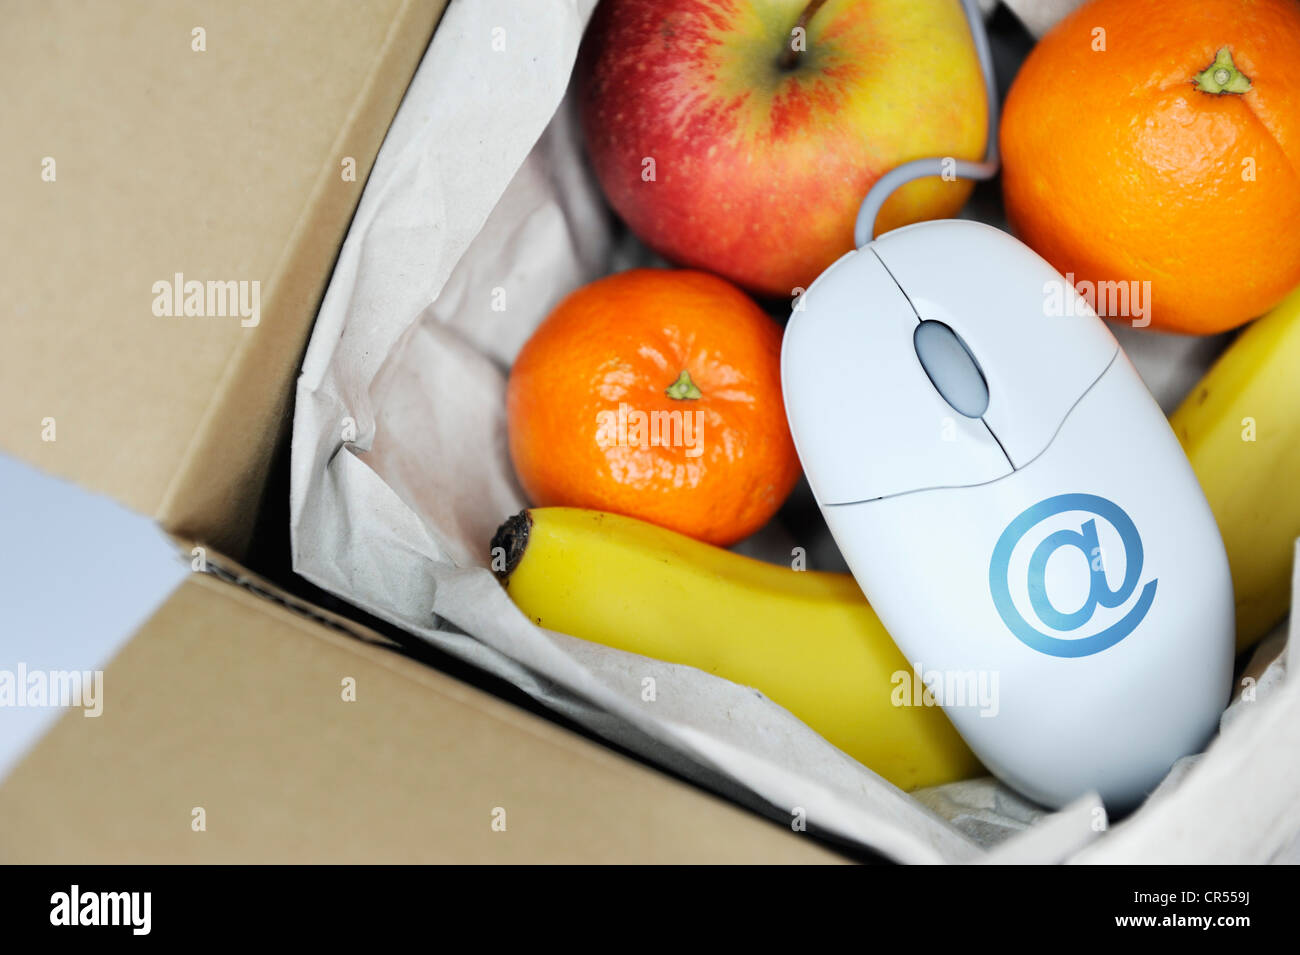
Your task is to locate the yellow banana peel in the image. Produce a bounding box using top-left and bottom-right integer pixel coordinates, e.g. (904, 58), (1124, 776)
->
(492, 506), (982, 791)
(1171, 283), (1300, 653)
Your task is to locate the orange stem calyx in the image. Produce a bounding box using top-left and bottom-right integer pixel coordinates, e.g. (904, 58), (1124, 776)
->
(1195, 47), (1251, 94)
(665, 370), (702, 400)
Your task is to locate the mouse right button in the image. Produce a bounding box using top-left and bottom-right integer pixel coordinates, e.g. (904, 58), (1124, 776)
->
(872, 221), (1118, 469)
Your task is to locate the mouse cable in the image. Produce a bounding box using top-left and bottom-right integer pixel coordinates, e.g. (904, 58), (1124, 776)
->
(852, 0), (1000, 249)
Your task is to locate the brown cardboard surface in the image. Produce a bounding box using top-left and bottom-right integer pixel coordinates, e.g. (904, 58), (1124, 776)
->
(0, 571), (845, 863)
(0, 0), (446, 558)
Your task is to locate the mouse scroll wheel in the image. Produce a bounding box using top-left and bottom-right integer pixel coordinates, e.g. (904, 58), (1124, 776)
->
(913, 320), (989, 419)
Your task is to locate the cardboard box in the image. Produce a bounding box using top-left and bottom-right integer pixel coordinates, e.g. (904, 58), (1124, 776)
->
(0, 0), (844, 863)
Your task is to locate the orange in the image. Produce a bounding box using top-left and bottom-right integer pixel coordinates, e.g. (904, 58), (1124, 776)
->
(506, 269), (800, 546)
(1000, 0), (1300, 334)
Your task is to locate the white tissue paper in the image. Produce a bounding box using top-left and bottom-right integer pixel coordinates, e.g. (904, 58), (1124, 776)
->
(291, 0), (1297, 862)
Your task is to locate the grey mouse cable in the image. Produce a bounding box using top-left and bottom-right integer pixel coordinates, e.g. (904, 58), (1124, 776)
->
(852, 0), (1000, 249)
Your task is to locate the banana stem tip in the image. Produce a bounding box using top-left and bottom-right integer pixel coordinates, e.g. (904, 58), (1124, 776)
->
(491, 510), (532, 581)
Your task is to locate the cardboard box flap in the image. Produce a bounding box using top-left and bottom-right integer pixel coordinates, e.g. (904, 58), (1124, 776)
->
(0, 0), (447, 557)
(0, 569), (844, 863)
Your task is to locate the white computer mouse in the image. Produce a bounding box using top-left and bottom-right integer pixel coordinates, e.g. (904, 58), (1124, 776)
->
(781, 218), (1234, 809)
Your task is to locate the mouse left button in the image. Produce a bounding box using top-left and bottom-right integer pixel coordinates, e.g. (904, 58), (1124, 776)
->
(781, 250), (1012, 504)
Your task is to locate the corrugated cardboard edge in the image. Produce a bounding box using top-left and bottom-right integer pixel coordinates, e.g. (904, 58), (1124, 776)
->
(192, 543), (405, 654)
(156, 0), (450, 559)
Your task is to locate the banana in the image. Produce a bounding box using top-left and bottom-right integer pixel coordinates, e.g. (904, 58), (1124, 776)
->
(491, 507), (982, 791)
(1171, 283), (1300, 653)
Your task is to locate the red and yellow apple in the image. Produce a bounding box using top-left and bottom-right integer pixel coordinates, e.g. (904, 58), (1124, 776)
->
(578, 0), (989, 297)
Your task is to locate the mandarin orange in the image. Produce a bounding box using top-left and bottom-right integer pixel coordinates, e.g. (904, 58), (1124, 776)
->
(506, 269), (800, 546)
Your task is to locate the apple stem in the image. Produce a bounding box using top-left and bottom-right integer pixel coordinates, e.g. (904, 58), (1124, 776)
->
(777, 0), (830, 72)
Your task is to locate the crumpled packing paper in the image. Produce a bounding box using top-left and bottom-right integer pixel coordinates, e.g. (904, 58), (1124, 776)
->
(291, 0), (1297, 862)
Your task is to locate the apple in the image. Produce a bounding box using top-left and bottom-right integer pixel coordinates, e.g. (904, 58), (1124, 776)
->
(578, 0), (989, 298)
